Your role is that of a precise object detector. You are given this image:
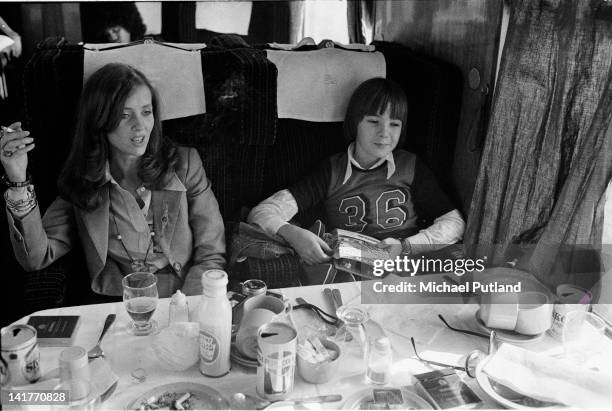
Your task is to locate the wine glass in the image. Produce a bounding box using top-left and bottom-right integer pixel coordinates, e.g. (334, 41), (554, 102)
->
(122, 272), (159, 336)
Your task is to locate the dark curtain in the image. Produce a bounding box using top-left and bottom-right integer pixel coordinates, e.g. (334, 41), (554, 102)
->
(465, 0), (612, 289)
(347, 0), (374, 44)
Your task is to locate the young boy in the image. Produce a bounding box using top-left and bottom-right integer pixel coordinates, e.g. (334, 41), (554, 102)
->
(248, 78), (464, 282)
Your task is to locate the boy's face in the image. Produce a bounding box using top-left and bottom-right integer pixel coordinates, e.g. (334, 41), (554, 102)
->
(354, 105), (402, 168)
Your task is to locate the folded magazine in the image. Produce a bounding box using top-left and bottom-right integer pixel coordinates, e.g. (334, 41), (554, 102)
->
(331, 229), (390, 279)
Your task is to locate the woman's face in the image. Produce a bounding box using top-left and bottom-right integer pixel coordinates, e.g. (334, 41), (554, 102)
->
(107, 85), (154, 160)
(354, 105), (402, 168)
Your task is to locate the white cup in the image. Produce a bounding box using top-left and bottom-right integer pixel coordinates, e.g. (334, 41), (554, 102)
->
(242, 295), (289, 317)
(236, 308), (276, 359)
(479, 293), (519, 330)
(514, 291), (553, 335)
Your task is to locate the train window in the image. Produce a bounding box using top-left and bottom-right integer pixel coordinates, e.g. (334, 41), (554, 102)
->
(135, 2), (162, 37)
(301, 0), (349, 43)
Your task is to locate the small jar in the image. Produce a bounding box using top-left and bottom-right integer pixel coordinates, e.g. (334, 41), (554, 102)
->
(366, 336), (392, 385)
(241, 279), (267, 297)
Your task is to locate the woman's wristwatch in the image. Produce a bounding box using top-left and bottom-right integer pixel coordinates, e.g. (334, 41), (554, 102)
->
(1, 173), (31, 188)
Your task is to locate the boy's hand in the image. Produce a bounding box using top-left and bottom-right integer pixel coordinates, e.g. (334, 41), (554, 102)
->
(278, 224), (332, 265)
(379, 238), (402, 260)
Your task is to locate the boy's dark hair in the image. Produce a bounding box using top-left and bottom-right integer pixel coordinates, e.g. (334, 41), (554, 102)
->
(343, 77), (409, 147)
(58, 63), (178, 211)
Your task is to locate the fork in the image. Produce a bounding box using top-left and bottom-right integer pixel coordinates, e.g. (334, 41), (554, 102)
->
(88, 314), (116, 360)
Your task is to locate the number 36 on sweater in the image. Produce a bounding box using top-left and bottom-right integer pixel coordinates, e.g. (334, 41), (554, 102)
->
(338, 189), (407, 232)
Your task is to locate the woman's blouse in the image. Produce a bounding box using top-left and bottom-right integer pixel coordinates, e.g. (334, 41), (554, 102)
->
(106, 174), (168, 273)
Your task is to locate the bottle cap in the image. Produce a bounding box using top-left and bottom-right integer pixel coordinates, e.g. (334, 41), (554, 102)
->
(374, 336), (391, 351)
(201, 269), (228, 295)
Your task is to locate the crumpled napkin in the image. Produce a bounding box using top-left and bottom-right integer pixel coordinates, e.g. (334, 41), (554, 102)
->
(152, 322), (200, 371)
(482, 343), (612, 408)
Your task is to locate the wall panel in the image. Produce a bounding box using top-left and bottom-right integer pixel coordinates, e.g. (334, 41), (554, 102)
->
(374, 0), (504, 213)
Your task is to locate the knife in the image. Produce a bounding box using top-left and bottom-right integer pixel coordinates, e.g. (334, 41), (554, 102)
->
(327, 288), (353, 340)
(332, 288), (344, 309)
(323, 288), (336, 313)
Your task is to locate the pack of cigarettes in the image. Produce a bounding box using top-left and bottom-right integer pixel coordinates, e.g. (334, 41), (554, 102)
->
(27, 315), (81, 346)
(413, 368), (482, 409)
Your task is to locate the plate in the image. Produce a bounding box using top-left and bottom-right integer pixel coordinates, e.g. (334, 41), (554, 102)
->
(126, 382), (230, 410)
(230, 342), (258, 368)
(475, 356), (560, 409)
(343, 387), (432, 410)
(475, 309), (545, 344)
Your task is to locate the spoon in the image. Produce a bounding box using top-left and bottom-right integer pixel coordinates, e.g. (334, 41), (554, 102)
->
(88, 314), (116, 360)
(231, 393), (342, 410)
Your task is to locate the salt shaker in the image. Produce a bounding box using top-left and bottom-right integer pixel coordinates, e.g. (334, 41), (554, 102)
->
(366, 336), (392, 384)
(169, 290), (189, 324)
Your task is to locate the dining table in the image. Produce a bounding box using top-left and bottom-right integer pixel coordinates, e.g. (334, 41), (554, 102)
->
(3, 272), (604, 410)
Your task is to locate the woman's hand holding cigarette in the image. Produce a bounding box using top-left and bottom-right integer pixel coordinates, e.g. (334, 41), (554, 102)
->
(0, 122), (34, 183)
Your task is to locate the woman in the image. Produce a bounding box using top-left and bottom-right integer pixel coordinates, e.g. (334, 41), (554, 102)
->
(248, 78), (464, 280)
(1, 63), (225, 297)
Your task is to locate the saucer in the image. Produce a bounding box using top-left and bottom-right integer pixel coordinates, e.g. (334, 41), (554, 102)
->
(475, 309), (545, 344)
(474, 355), (560, 409)
(230, 343), (258, 368)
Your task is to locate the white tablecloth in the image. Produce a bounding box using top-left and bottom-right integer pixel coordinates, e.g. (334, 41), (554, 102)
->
(6, 280), (567, 409)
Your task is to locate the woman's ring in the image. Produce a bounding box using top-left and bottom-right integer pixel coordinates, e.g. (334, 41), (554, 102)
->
(2, 149), (13, 157)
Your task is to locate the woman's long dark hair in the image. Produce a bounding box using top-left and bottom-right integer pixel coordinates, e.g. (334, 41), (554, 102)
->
(58, 63), (178, 211)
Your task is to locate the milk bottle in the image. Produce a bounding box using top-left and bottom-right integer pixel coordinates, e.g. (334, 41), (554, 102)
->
(197, 270), (231, 377)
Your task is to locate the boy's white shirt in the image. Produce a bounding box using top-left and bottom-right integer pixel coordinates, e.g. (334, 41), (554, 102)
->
(342, 142), (395, 183)
(247, 144), (465, 253)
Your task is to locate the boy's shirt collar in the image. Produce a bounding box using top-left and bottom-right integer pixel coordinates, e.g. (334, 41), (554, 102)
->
(342, 142), (396, 184)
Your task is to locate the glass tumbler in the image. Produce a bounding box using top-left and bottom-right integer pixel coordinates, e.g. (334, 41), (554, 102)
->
(52, 380), (99, 411)
(562, 311), (606, 368)
(333, 305), (370, 377)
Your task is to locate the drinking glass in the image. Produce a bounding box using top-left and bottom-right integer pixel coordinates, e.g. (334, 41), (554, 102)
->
(122, 272), (158, 336)
(333, 305), (369, 376)
(52, 380), (99, 411)
(561, 311), (606, 368)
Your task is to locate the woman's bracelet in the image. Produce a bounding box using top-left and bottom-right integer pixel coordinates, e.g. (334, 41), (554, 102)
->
(4, 185), (37, 215)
